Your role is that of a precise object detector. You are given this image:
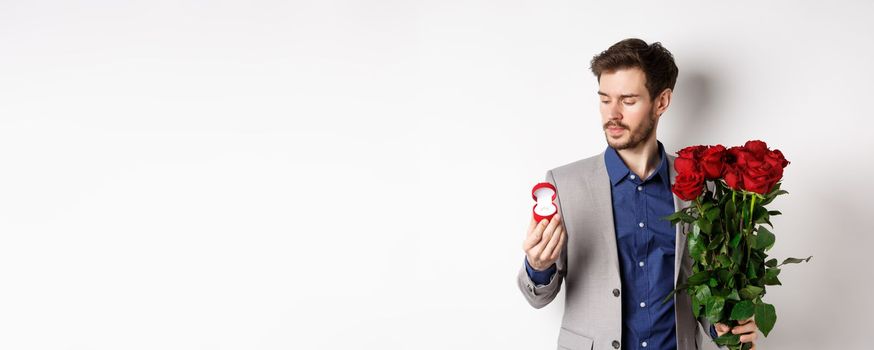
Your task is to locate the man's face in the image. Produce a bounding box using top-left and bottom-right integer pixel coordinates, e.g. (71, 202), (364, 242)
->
(598, 67), (658, 150)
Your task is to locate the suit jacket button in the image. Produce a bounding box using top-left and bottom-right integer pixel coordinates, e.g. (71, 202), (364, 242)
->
(612, 288), (620, 297)
(612, 340), (621, 348)
(527, 284), (533, 293)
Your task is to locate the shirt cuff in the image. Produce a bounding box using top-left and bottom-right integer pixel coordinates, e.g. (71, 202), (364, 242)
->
(710, 324), (718, 340)
(524, 257), (556, 286)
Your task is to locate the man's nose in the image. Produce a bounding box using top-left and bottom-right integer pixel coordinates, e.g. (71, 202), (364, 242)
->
(609, 103), (623, 121)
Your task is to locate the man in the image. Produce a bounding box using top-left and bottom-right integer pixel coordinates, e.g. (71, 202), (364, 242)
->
(517, 38), (760, 350)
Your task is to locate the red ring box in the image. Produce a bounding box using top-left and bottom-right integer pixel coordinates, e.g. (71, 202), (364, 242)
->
(532, 182), (557, 222)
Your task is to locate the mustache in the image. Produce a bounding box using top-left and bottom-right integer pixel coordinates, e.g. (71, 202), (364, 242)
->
(604, 122), (627, 130)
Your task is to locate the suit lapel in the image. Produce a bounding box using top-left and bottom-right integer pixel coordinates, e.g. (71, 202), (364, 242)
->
(591, 151), (692, 285)
(591, 151), (622, 279)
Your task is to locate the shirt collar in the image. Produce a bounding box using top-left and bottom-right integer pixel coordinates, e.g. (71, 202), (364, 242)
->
(604, 139), (670, 187)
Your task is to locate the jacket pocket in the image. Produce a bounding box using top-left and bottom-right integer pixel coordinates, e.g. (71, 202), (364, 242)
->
(557, 327), (594, 350)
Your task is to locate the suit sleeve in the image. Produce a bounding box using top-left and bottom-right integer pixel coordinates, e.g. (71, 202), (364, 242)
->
(696, 315), (726, 349)
(517, 169), (568, 309)
(524, 257), (556, 285)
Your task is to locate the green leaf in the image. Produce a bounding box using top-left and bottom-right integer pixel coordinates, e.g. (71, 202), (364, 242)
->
(777, 256), (813, 267)
(691, 285), (711, 318)
(661, 282), (687, 305)
(739, 285), (763, 300)
(755, 301), (777, 337)
(688, 270), (710, 286)
(726, 288), (740, 301)
(729, 230), (743, 248)
(663, 211), (683, 224)
(756, 226), (776, 251)
(765, 258), (778, 268)
(681, 211), (697, 223)
(725, 198), (736, 218)
(731, 246), (744, 267)
(699, 217), (713, 235)
(717, 269), (732, 284)
(769, 182), (782, 193)
(752, 206), (768, 223)
(706, 206), (720, 222)
(768, 210), (782, 216)
(764, 268), (782, 286)
(705, 296), (725, 323)
(713, 333), (740, 346)
(730, 300), (755, 320)
(665, 210), (697, 224)
(707, 233), (725, 250)
(689, 225), (707, 262)
(691, 292), (702, 317)
(717, 254), (733, 268)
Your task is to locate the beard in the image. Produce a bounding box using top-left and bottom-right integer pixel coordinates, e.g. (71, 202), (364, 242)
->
(604, 110), (656, 150)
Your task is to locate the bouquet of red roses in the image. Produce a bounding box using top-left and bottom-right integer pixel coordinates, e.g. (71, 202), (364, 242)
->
(662, 140), (811, 350)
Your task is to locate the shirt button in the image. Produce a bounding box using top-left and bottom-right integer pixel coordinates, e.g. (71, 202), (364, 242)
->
(639, 222), (645, 228)
(629, 174), (636, 179)
(642, 341), (648, 347)
(639, 261), (645, 267)
(612, 288), (620, 297)
(640, 301), (646, 308)
(637, 186), (642, 191)
(612, 340), (621, 349)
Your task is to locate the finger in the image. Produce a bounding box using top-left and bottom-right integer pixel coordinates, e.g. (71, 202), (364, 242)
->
(526, 223), (550, 264)
(534, 218), (557, 253)
(522, 230), (542, 251)
(739, 333), (757, 343)
(750, 343), (756, 350)
(523, 219), (548, 251)
(549, 227), (566, 261)
(546, 212), (560, 230)
(541, 224), (564, 261)
(731, 320), (757, 335)
(714, 323), (730, 336)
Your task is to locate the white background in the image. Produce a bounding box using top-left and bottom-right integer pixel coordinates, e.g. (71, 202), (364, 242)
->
(1, 1), (872, 349)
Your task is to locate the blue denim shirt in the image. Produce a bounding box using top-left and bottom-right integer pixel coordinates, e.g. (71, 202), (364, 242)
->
(524, 140), (719, 348)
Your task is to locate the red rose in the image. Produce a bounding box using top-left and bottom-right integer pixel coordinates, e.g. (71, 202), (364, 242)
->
(674, 140), (789, 195)
(742, 162), (776, 194)
(739, 145), (789, 195)
(723, 164), (743, 190)
(675, 144), (707, 176)
(700, 145), (726, 179)
(764, 149), (790, 172)
(678, 145), (707, 160)
(744, 140), (769, 159)
(674, 157), (699, 175)
(672, 170), (705, 201)
(726, 146), (753, 169)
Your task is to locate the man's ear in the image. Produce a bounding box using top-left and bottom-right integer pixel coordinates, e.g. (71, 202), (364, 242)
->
(654, 88), (672, 117)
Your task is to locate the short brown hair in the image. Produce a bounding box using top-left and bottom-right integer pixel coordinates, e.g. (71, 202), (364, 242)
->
(590, 38), (678, 101)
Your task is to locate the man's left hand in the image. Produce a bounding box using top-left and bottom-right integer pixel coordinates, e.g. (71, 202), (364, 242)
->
(715, 317), (758, 349)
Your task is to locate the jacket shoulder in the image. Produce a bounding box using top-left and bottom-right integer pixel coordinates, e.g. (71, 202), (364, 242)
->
(548, 152), (605, 180)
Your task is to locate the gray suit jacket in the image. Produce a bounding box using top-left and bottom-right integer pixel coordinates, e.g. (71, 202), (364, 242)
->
(518, 150), (722, 350)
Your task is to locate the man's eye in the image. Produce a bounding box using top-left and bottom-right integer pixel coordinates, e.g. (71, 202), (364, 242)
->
(601, 101), (610, 104)
(624, 101), (636, 105)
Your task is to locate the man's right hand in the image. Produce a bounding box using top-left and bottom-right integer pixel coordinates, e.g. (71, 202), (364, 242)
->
(523, 213), (565, 271)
